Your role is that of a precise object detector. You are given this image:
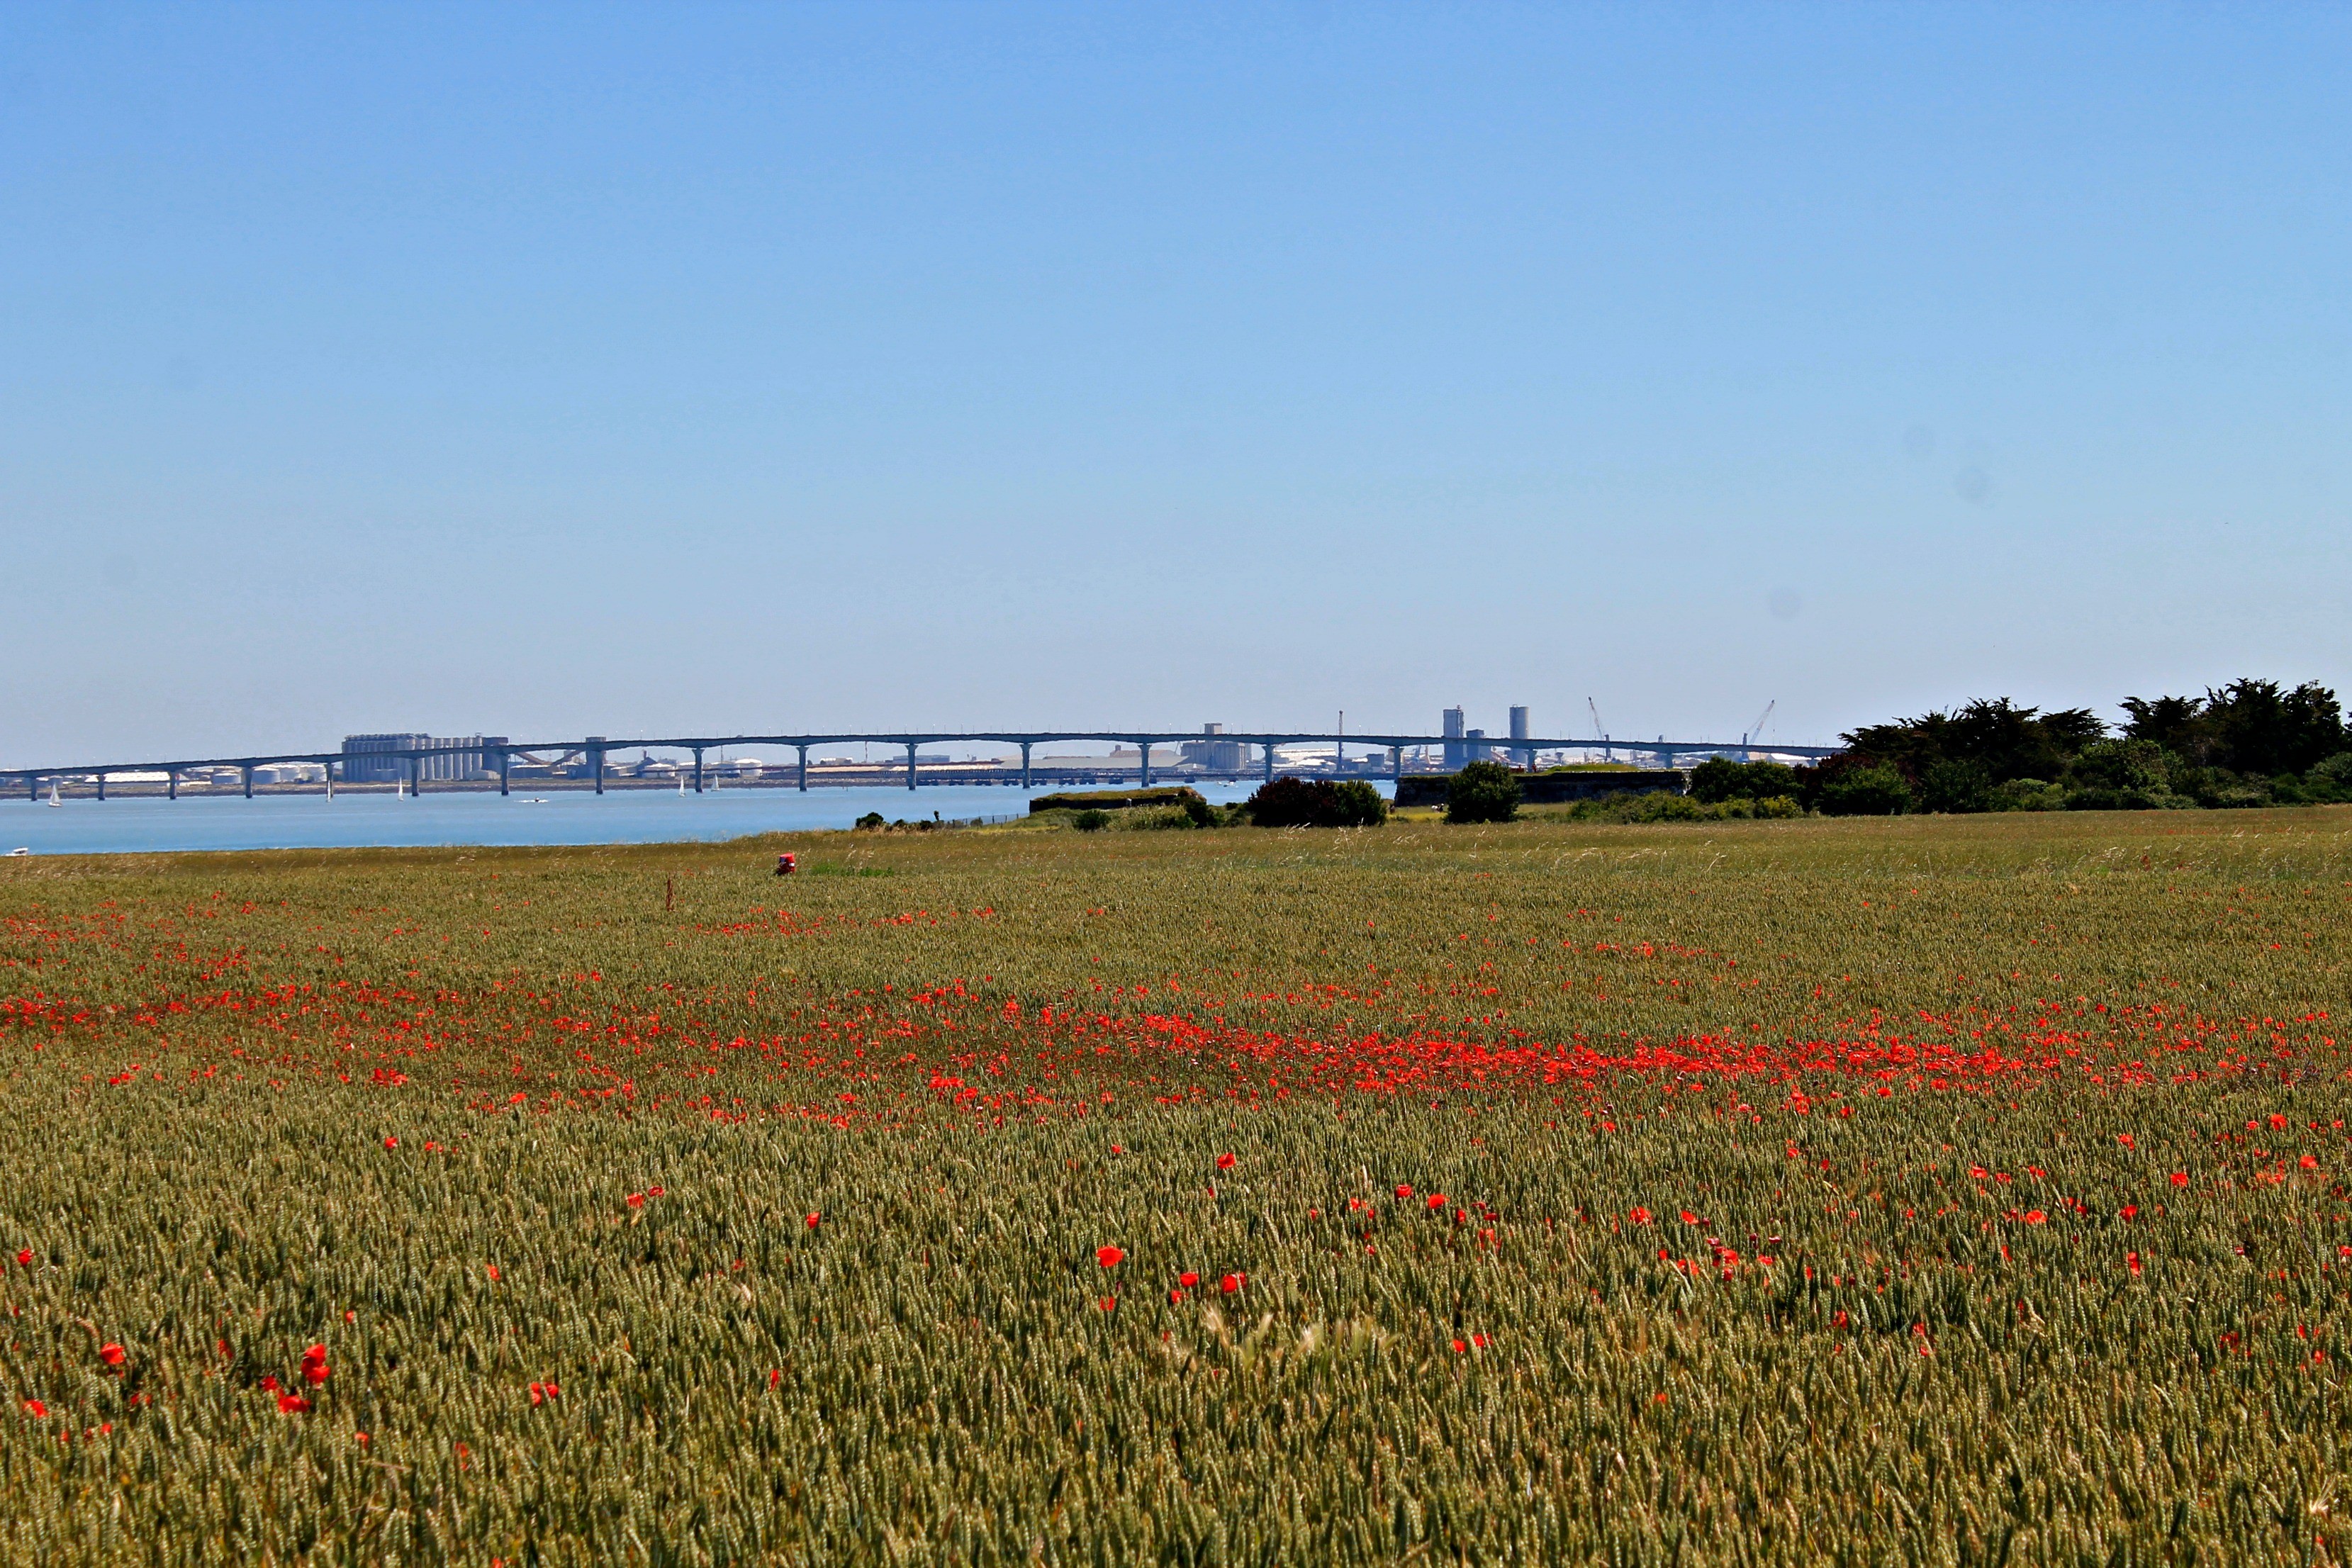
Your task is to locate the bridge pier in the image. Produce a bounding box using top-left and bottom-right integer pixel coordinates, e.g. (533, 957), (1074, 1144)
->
(498, 749), (510, 797)
(1019, 741), (1032, 789)
(167, 770), (177, 801)
(692, 747), (704, 794)
(242, 765), (253, 800)
(591, 744), (604, 795)
(409, 756), (422, 798)
(1391, 746), (1404, 783)
(26, 774), (35, 802)
(1138, 740), (1152, 787)
(1263, 743), (1277, 783)
(796, 744), (808, 792)
(905, 741), (919, 790)
(96, 773), (106, 802)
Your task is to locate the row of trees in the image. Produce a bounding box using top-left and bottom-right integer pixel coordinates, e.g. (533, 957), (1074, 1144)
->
(1726, 679), (2352, 817)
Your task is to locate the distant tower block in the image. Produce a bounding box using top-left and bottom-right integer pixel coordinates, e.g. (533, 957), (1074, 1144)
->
(1509, 706), (1530, 769)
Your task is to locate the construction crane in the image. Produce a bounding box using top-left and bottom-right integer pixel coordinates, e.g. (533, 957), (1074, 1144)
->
(1587, 698), (1612, 763)
(1741, 700), (1776, 760)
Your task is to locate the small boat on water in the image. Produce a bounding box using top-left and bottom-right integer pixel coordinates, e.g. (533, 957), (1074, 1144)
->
(44, 782), (61, 807)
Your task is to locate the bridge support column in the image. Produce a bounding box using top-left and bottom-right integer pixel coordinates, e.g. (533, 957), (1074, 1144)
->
(1019, 741), (1031, 789)
(692, 748), (704, 794)
(167, 770), (178, 801)
(28, 775), (39, 802)
(796, 745), (808, 792)
(409, 757), (421, 797)
(325, 761), (334, 801)
(592, 746), (604, 795)
(1138, 740), (1152, 787)
(1392, 746), (1404, 783)
(497, 750), (510, 797)
(242, 765), (253, 799)
(96, 773), (106, 802)
(1264, 743), (1277, 783)
(906, 742), (919, 790)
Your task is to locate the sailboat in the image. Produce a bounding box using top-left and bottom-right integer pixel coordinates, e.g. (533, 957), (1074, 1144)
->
(44, 781), (61, 807)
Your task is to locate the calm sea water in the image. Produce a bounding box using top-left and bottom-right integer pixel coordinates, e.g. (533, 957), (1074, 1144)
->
(0, 782), (1294, 856)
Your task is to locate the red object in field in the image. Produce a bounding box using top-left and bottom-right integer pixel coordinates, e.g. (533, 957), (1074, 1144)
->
(775, 853), (797, 876)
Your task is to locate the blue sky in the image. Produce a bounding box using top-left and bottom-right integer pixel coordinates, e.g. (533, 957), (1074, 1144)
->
(3, 4), (2346, 762)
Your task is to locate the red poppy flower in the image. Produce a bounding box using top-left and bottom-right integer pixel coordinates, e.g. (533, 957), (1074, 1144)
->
(1679, 1211), (1698, 1225)
(2116, 1133), (2134, 1149)
(1098, 1297), (1116, 1311)
(382, 1136), (398, 1150)
(1450, 1339), (1466, 1353)
(2300, 1155), (2319, 1170)
(2022, 1210), (2046, 1225)
(1220, 1272), (1243, 1294)
(259, 1374), (281, 1393)
(2119, 1205), (2139, 1220)
(2127, 1252), (2142, 1277)
(1216, 1153), (1236, 1170)
(1471, 1333), (1489, 1348)
(1178, 1272), (1199, 1288)
(626, 1192), (646, 1209)
(13, 1250), (29, 1268)
(1167, 1289), (1185, 1304)
(485, 1265), (500, 1282)
(1426, 1194), (1445, 1211)
(2169, 1172), (2188, 1187)
(1095, 1245), (1125, 1268)
(649, 1186), (665, 1197)
(1394, 1185), (1413, 1200)
(768, 1368), (782, 1388)
(1832, 1310), (1849, 1328)
(99, 1343), (125, 1368)
(1629, 1206), (1653, 1225)
(805, 1213), (821, 1229)
(276, 1394), (312, 1414)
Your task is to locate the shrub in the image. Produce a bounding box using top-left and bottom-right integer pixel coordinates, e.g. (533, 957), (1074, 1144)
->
(1073, 810), (1111, 832)
(854, 812), (887, 831)
(1029, 788), (1205, 814)
(2304, 752), (2352, 802)
(1816, 763), (1910, 817)
(1689, 759), (1800, 805)
(1245, 778), (1388, 829)
(1444, 761), (1521, 825)
(1990, 779), (2067, 812)
(1917, 760), (1993, 814)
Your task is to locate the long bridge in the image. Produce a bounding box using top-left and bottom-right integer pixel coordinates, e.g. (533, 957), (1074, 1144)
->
(9, 730), (1840, 800)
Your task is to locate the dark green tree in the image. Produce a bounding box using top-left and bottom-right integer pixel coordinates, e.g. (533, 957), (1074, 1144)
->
(2120, 694), (2208, 760)
(2202, 678), (2346, 777)
(1444, 761), (1522, 824)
